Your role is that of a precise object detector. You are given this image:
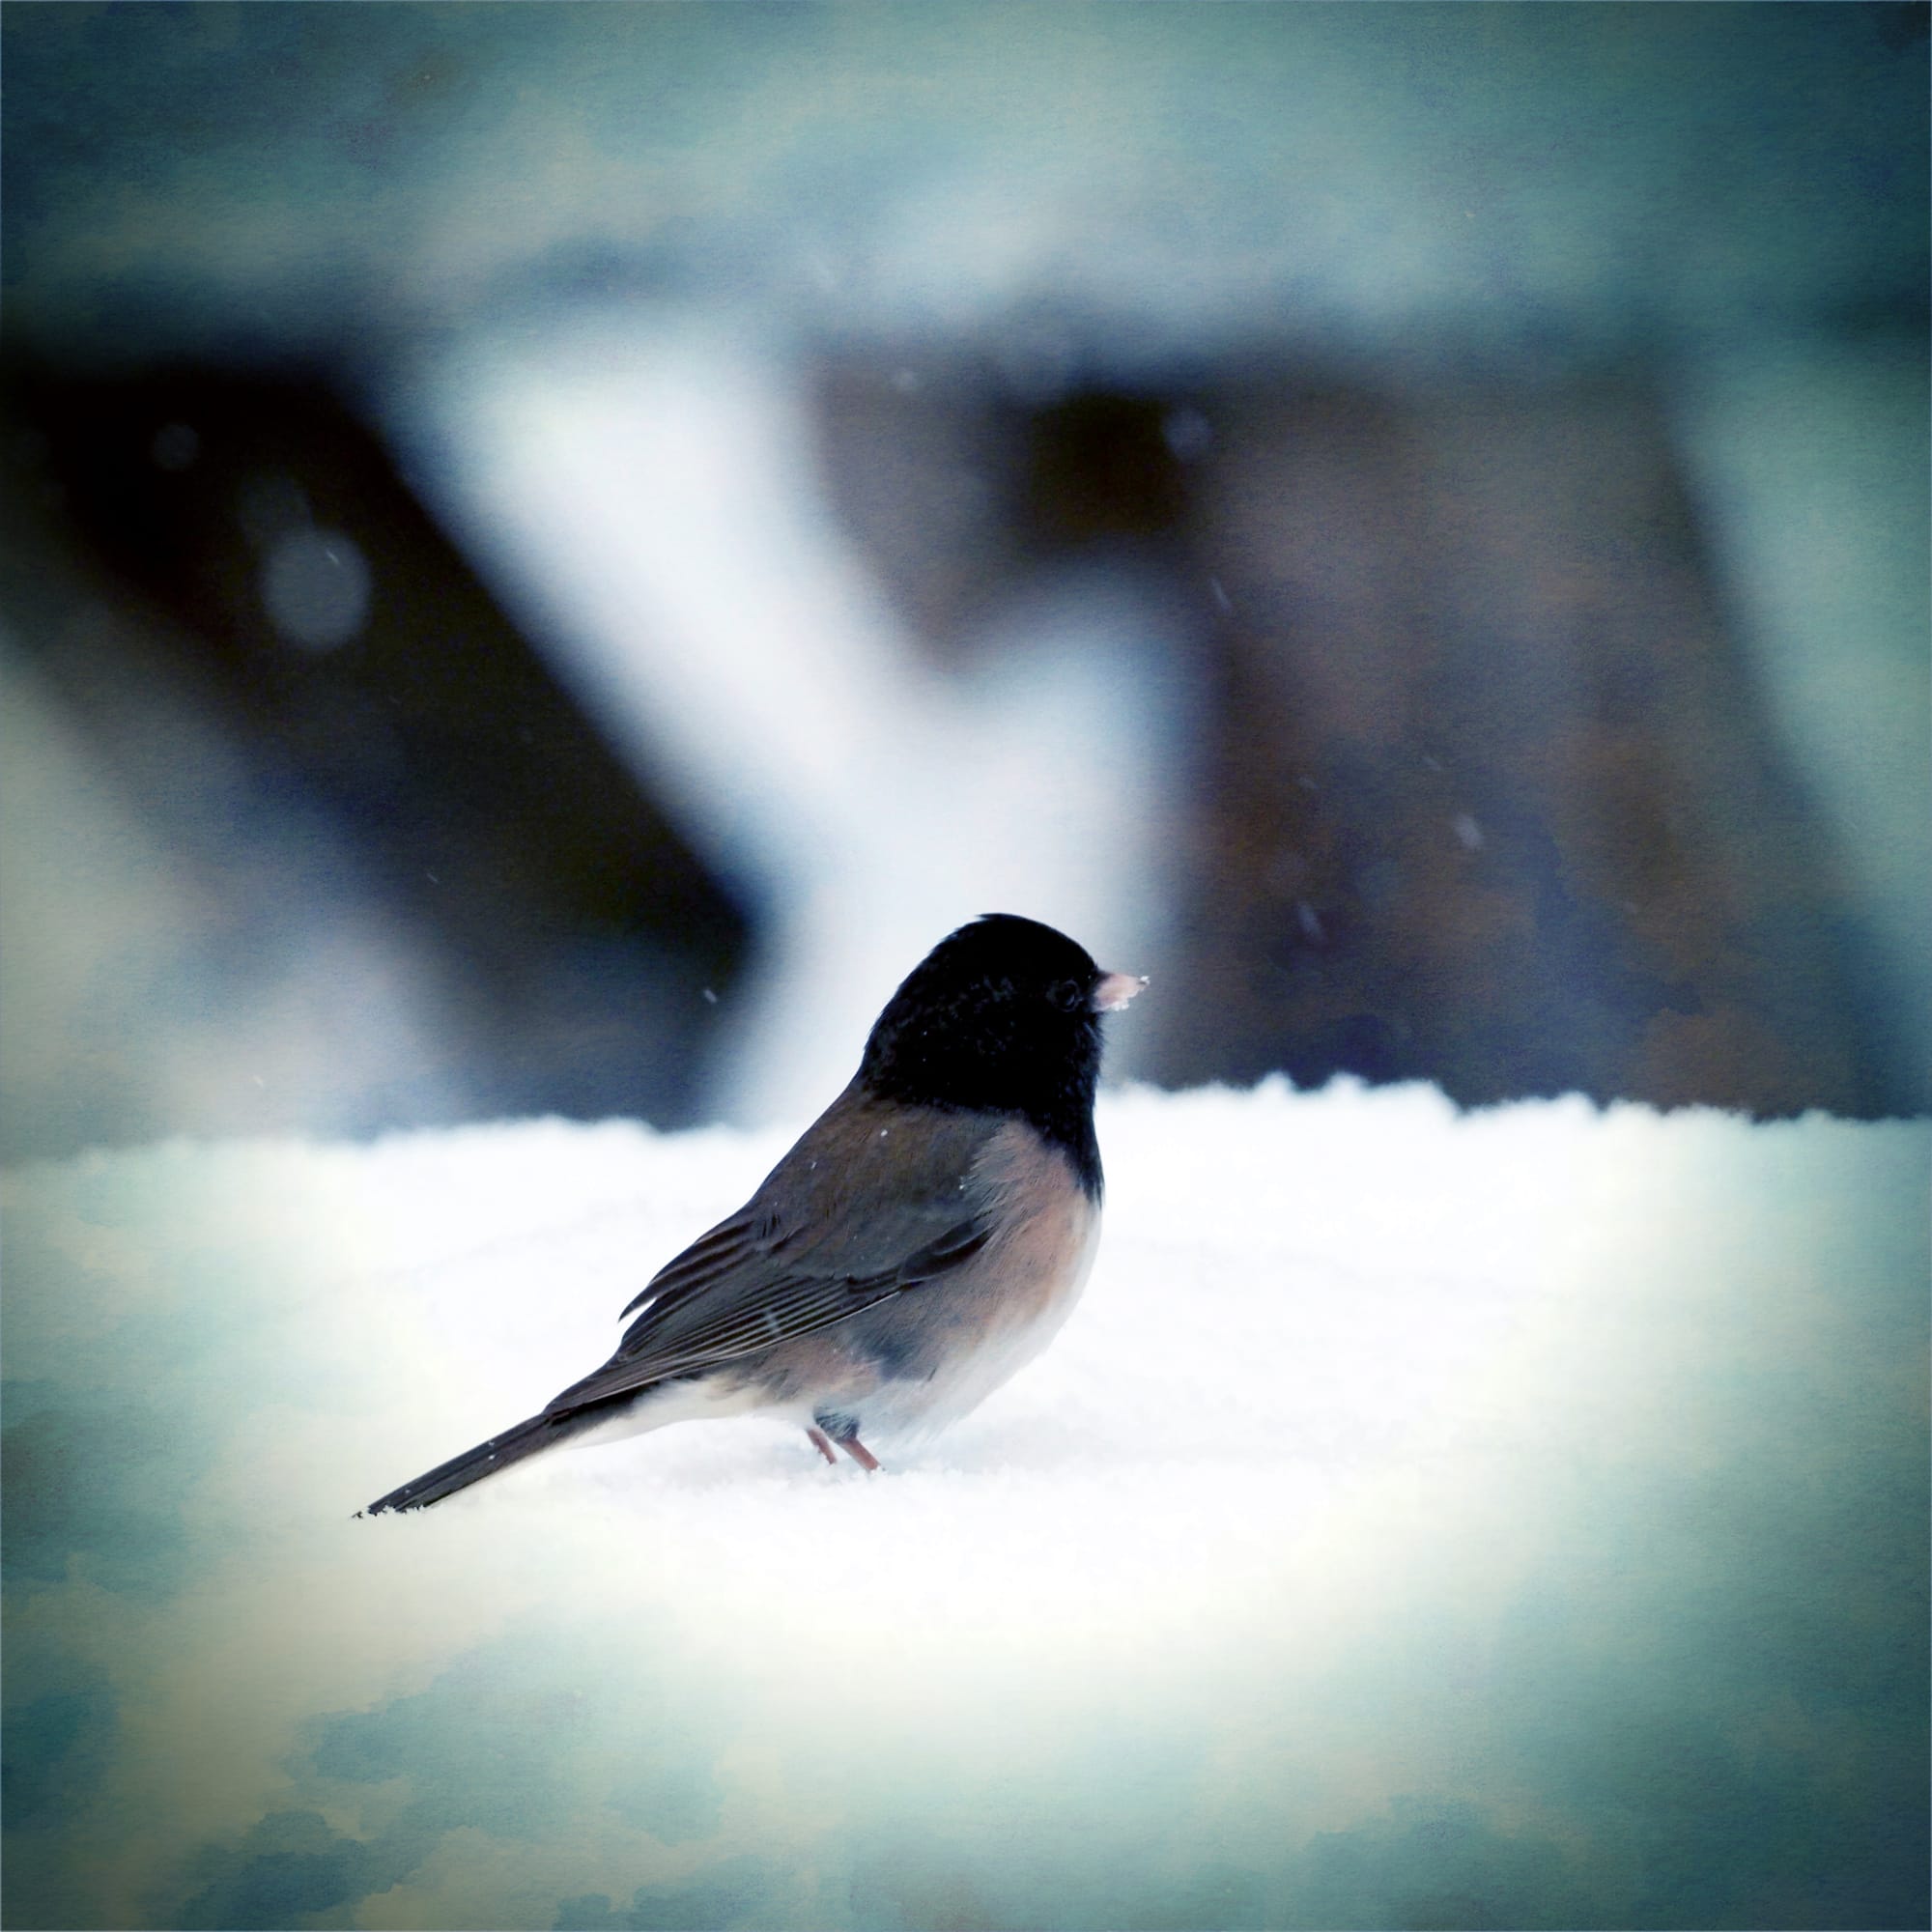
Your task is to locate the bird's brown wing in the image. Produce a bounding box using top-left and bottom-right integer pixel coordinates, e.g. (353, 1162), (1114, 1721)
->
(541, 1093), (1002, 1416)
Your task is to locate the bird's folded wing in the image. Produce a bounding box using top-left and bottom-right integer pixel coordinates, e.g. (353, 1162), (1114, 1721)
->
(542, 1102), (1002, 1416)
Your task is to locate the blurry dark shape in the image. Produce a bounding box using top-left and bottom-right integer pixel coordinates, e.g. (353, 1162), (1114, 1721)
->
(1873, 3), (1928, 55)
(1, 0), (1918, 1134)
(814, 352), (1903, 1119)
(2, 362), (747, 1156)
(1018, 390), (1190, 550)
(810, 358), (1023, 657)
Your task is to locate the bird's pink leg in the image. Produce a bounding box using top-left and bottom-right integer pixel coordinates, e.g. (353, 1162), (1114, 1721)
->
(835, 1434), (882, 1472)
(806, 1426), (838, 1465)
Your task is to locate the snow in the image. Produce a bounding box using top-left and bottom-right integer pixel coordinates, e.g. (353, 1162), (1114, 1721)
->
(4, 1081), (1925, 1929)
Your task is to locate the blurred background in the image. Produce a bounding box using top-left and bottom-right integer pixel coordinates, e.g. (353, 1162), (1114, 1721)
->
(3, 2), (1925, 1161)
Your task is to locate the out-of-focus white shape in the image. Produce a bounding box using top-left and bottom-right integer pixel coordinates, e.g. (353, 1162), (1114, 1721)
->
(391, 314), (1187, 1121)
(260, 527), (372, 652)
(1, 643), (185, 1136)
(1675, 340), (1931, 1104)
(0, 637), (469, 1152)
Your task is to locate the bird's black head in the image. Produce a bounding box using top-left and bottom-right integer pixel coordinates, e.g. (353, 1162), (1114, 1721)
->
(859, 914), (1142, 1196)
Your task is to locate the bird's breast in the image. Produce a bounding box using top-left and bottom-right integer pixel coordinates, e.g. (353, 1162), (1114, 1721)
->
(842, 1122), (1101, 1441)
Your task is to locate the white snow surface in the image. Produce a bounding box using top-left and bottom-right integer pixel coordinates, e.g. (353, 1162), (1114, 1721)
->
(4, 1080), (1925, 1930)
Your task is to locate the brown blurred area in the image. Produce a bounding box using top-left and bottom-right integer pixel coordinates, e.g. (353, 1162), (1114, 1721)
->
(815, 357), (1895, 1116)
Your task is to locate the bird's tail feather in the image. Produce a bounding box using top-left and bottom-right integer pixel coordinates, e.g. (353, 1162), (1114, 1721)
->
(362, 1406), (603, 1515)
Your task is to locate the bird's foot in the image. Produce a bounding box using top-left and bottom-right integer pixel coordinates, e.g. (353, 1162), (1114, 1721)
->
(806, 1421), (882, 1472)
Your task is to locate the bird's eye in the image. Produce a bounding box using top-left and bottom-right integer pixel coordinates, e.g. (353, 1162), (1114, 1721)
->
(1047, 979), (1085, 1012)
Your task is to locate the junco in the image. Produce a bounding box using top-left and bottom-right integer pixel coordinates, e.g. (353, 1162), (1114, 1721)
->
(364, 914), (1144, 1512)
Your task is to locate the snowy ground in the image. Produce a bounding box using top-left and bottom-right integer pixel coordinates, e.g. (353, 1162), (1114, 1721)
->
(4, 1081), (1926, 1930)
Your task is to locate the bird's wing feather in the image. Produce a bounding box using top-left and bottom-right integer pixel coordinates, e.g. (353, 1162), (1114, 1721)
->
(542, 1099), (1001, 1416)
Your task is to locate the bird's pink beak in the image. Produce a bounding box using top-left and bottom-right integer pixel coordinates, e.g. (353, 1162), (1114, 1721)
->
(1092, 972), (1149, 1012)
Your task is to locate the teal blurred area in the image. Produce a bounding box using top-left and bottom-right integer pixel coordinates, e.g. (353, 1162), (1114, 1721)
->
(1, 4), (1922, 367)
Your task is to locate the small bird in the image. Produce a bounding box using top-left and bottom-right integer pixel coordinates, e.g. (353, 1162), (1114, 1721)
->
(364, 914), (1145, 1512)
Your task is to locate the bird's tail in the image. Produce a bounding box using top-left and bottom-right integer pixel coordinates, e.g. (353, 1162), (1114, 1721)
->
(361, 1406), (604, 1515)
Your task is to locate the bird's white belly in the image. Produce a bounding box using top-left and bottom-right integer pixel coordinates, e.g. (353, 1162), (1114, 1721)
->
(569, 1372), (768, 1450)
(862, 1198), (1102, 1445)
